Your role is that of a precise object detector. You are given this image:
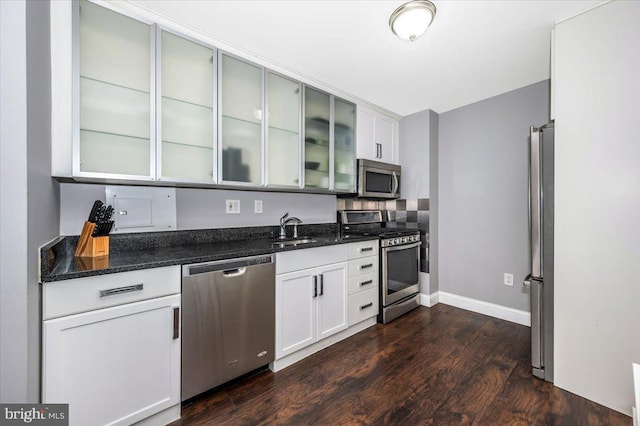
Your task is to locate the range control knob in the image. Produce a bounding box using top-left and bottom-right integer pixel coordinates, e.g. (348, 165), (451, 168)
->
(394, 238), (399, 244)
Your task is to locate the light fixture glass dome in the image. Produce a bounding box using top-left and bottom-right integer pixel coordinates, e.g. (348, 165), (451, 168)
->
(389, 0), (437, 42)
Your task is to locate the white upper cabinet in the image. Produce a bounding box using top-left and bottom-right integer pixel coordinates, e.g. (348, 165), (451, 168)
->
(356, 106), (399, 164)
(51, 1), (366, 192)
(158, 30), (216, 182)
(77, 0), (154, 178)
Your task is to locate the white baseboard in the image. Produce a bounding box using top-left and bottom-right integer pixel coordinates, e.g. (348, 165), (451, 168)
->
(419, 291), (440, 307)
(424, 291), (530, 327)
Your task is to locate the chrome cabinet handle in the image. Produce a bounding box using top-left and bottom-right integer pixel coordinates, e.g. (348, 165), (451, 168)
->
(319, 274), (324, 296)
(360, 247), (373, 253)
(173, 306), (180, 339)
(360, 302), (373, 310)
(99, 283), (143, 297)
(313, 275), (318, 298)
(360, 263), (373, 270)
(360, 279), (373, 286)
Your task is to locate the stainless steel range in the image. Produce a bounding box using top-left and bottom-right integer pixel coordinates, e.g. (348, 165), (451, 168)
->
(338, 210), (421, 323)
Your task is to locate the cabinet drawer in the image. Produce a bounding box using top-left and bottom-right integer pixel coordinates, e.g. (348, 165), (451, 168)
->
(349, 256), (378, 277)
(348, 271), (378, 295)
(349, 240), (379, 259)
(348, 287), (378, 326)
(43, 266), (181, 320)
(276, 244), (349, 275)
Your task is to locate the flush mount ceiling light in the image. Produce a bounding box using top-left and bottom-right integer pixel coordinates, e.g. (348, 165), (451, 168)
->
(389, 0), (437, 42)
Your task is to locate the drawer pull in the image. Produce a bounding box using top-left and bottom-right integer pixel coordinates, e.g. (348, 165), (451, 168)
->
(360, 263), (373, 270)
(360, 280), (373, 286)
(360, 247), (374, 253)
(360, 302), (373, 310)
(99, 283), (143, 297)
(173, 306), (180, 339)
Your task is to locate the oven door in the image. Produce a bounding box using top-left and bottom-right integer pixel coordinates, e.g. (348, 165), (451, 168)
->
(381, 242), (420, 306)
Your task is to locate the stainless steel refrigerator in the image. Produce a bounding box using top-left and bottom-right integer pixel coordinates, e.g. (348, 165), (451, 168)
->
(524, 123), (554, 382)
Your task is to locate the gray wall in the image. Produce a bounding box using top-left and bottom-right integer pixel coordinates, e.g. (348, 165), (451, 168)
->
(428, 110), (439, 294)
(59, 183), (337, 235)
(399, 109), (439, 295)
(1, 0), (58, 403)
(399, 110), (430, 199)
(438, 80), (549, 311)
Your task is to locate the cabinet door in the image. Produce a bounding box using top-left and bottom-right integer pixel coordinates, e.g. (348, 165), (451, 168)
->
(316, 262), (348, 341)
(356, 106), (375, 160)
(334, 98), (356, 192)
(276, 268), (317, 359)
(375, 114), (396, 164)
(158, 30), (216, 182)
(267, 72), (301, 187)
(77, 0), (153, 179)
(43, 295), (180, 426)
(304, 87), (331, 189)
(219, 54), (263, 185)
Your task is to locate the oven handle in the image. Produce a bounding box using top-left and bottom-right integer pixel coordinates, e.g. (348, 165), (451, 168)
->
(382, 241), (421, 252)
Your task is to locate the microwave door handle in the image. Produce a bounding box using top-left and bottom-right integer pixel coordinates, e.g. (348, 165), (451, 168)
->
(392, 171), (399, 195)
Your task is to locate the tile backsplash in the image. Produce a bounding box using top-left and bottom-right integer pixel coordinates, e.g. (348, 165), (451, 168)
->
(337, 198), (430, 273)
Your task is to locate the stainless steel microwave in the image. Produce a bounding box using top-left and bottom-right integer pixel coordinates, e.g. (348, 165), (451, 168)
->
(357, 159), (401, 199)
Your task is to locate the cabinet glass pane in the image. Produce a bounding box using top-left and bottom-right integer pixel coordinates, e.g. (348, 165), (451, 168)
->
(334, 98), (356, 192)
(161, 31), (214, 181)
(304, 88), (330, 189)
(79, 0), (150, 176)
(220, 55), (262, 184)
(267, 73), (300, 187)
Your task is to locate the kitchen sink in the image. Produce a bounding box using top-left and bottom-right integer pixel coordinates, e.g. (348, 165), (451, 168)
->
(271, 238), (317, 248)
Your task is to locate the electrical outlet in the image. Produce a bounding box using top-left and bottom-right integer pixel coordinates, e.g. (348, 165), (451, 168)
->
(225, 199), (240, 214)
(254, 200), (263, 214)
(504, 273), (514, 286)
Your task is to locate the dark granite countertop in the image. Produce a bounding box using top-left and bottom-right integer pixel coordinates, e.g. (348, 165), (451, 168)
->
(40, 223), (378, 283)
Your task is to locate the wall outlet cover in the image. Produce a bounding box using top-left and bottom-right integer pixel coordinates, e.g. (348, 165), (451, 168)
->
(254, 200), (263, 214)
(504, 273), (514, 286)
(226, 199), (240, 214)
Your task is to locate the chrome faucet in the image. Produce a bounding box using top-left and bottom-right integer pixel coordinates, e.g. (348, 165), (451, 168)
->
(279, 212), (302, 239)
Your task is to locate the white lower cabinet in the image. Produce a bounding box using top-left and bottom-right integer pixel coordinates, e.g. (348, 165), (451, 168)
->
(275, 245), (349, 359)
(42, 267), (181, 426)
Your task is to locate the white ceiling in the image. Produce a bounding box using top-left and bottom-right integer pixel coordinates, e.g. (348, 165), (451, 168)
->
(128, 0), (600, 116)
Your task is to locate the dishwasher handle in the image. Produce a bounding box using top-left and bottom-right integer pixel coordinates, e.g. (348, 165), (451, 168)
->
(222, 267), (246, 277)
(184, 255), (274, 276)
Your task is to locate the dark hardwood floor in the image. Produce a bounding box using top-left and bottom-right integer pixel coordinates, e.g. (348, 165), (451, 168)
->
(171, 304), (631, 425)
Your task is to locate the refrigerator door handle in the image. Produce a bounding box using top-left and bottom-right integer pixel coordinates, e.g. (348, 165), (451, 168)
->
(531, 279), (544, 372)
(530, 127), (543, 278)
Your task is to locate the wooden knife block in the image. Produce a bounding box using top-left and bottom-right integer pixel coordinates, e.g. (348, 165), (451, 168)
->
(75, 221), (110, 258)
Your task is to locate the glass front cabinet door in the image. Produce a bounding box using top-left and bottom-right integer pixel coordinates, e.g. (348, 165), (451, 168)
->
(304, 87), (331, 190)
(158, 30), (216, 182)
(333, 98), (356, 192)
(219, 54), (264, 185)
(78, 0), (154, 178)
(266, 73), (302, 188)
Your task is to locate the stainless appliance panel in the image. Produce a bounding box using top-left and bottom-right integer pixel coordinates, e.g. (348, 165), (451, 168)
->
(381, 293), (420, 324)
(357, 159), (401, 199)
(526, 123), (554, 382)
(530, 126), (542, 279)
(381, 241), (420, 306)
(181, 255), (275, 401)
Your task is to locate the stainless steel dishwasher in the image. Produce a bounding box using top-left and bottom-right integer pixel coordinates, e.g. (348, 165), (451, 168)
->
(181, 254), (275, 401)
